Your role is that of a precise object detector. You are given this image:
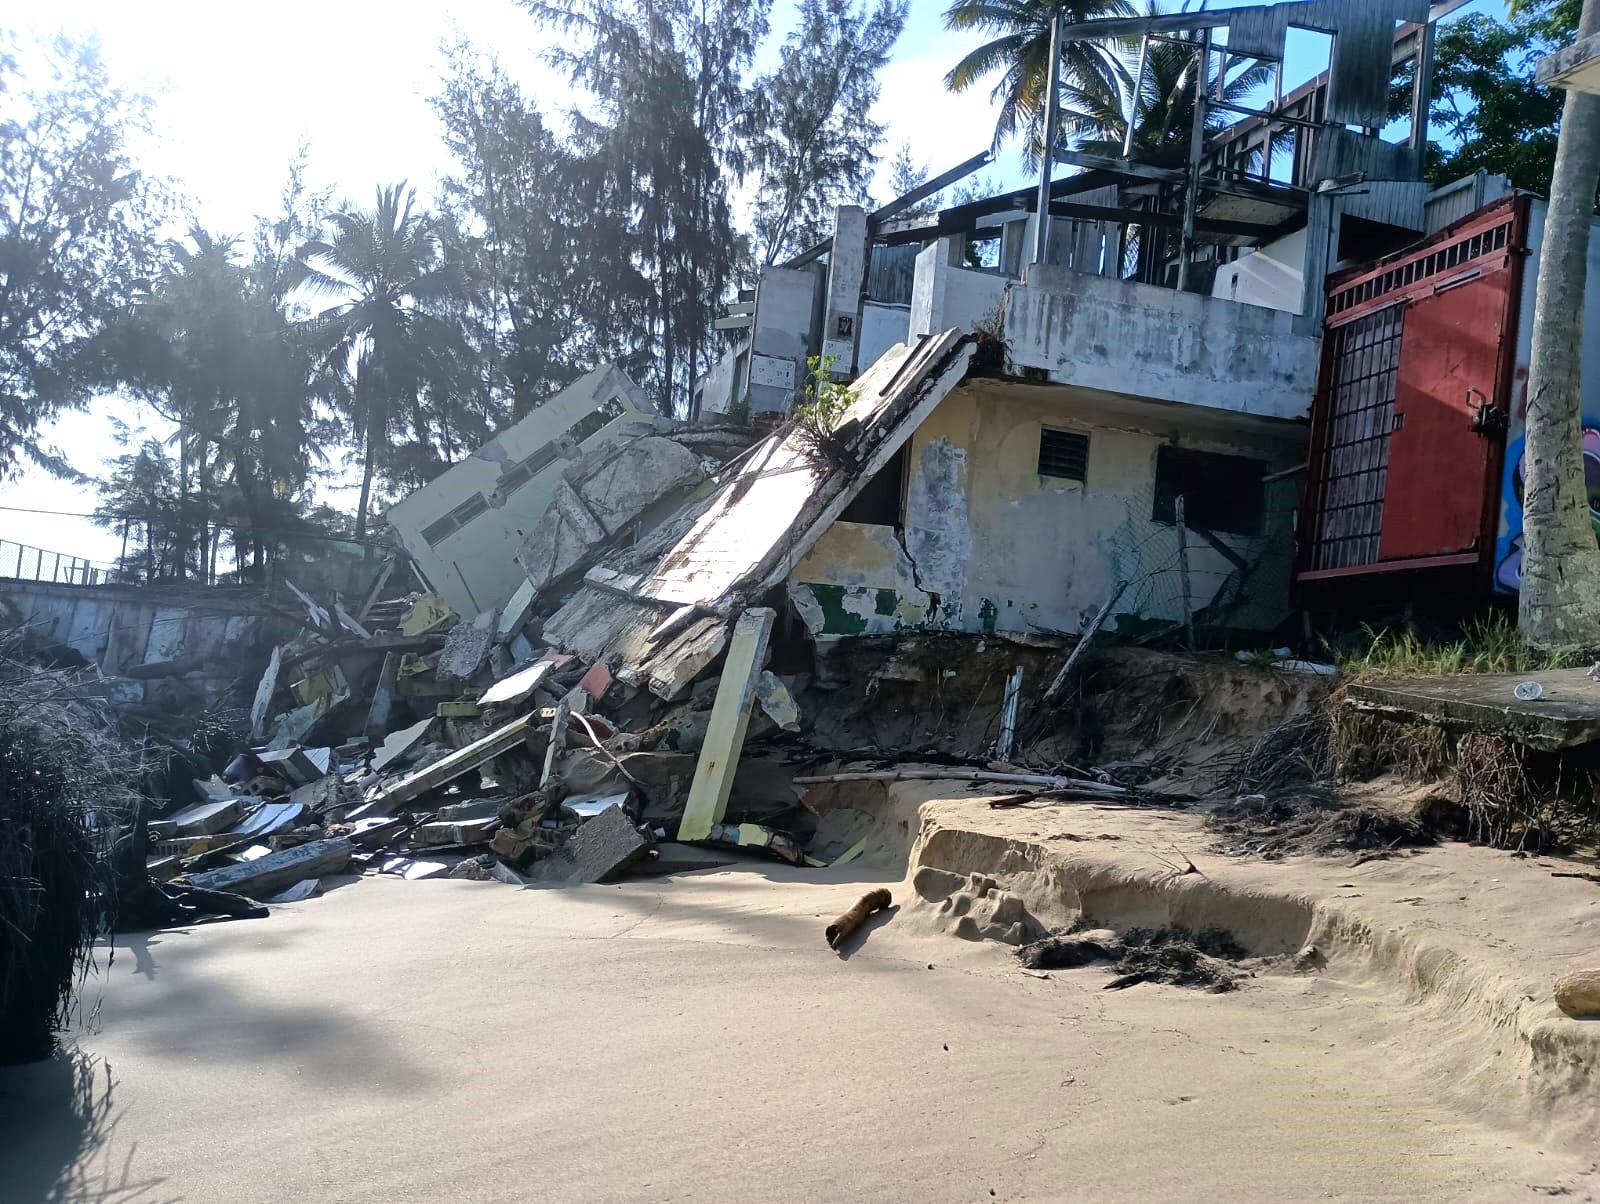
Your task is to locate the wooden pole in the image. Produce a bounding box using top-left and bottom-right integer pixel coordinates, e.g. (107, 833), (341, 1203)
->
(1176, 493), (1194, 649)
(996, 666), (1024, 762)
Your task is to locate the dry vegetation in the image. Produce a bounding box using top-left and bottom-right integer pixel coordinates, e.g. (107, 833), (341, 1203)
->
(0, 628), (146, 1064)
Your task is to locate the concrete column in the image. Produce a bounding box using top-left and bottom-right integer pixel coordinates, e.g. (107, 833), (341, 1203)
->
(822, 204), (869, 378)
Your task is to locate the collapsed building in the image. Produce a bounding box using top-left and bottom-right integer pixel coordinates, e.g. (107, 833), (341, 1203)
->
(15, 0), (1600, 915)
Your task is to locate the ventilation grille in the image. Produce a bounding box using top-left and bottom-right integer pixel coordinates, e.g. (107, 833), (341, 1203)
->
(1038, 427), (1089, 481)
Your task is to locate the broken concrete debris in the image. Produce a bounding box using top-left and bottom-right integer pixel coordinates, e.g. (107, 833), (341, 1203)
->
(124, 342), (1258, 938)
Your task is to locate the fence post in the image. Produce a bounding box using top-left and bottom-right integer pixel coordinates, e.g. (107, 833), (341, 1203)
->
(1176, 494), (1194, 649)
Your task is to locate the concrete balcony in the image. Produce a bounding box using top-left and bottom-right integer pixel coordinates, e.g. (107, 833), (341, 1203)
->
(910, 237), (1321, 424)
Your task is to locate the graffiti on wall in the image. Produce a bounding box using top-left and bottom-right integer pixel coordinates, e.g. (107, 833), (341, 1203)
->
(1494, 427), (1600, 592)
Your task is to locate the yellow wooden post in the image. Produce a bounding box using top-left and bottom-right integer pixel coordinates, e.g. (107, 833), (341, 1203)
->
(677, 608), (776, 841)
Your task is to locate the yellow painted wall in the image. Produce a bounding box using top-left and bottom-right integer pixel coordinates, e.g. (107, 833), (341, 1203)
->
(790, 380), (1304, 639)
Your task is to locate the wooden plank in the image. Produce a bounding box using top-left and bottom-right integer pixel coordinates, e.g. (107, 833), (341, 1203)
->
(371, 713), (533, 809)
(996, 667), (1024, 762)
(366, 652), (399, 739)
(678, 608), (776, 841)
(249, 646), (281, 741)
(184, 838), (353, 901)
(1043, 582), (1128, 704)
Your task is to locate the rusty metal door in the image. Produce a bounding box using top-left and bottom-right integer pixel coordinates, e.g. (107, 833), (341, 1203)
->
(1301, 197), (1523, 578)
(1378, 259), (1517, 560)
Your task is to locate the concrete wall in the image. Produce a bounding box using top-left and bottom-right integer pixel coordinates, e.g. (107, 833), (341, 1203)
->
(860, 302), (911, 374)
(788, 380), (1304, 640)
(385, 363), (657, 616)
(1005, 265), (1321, 421)
(1211, 227), (1308, 315)
(748, 266), (822, 414)
(0, 579), (270, 705)
(695, 339), (748, 418)
(909, 239), (1009, 341)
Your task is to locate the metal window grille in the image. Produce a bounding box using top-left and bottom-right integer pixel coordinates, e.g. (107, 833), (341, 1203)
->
(1038, 427), (1089, 481)
(1306, 304), (1404, 570)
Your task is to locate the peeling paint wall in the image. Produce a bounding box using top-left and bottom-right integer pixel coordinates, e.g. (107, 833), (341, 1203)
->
(788, 381), (1304, 640)
(1005, 266), (1321, 421)
(788, 522), (931, 636)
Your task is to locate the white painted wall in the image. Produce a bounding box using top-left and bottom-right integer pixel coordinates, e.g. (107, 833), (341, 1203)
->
(859, 302), (911, 374)
(695, 339), (748, 418)
(748, 266), (821, 413)
(1211, 227), (1309, 314)
(790, 381), (1305, 639)
(385, 364), (658, 616)
(909, 238), (1009, 340)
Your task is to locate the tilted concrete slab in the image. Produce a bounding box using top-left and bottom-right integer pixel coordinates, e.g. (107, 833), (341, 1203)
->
(1344, 669), (1600, 750)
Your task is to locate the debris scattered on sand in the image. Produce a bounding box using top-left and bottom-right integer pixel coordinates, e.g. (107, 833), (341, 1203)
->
(1019, 925), (1250, 992)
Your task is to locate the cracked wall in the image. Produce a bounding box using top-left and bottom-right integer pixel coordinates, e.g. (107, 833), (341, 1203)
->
(787, 380), (1303, 641)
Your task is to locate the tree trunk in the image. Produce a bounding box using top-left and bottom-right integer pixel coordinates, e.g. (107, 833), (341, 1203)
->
(1519, 0), (1600, 648)
(355, 405), (379, 539)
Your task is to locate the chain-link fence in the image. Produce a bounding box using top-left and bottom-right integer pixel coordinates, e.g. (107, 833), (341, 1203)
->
(1099, 471), (1301, 648)
(0, 539), (116, 587)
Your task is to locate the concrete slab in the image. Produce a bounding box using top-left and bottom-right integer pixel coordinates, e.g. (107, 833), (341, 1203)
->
(536, 803), (650, 884)
(1344, 668), (1600, 749)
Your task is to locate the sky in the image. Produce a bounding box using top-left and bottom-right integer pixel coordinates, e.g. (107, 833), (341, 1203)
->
(0, 0), (1504, 568)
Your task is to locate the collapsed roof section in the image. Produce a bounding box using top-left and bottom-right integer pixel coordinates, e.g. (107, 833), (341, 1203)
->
(540, 331), (979, 699)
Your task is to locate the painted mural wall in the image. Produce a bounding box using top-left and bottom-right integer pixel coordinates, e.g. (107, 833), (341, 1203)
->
(1494, 205), (1600, 593)
(788, 382), (1303, 640)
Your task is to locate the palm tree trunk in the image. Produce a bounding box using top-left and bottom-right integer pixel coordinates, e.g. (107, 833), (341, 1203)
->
(355, 409), (379, 539)
(1518, 0), (1600, 647)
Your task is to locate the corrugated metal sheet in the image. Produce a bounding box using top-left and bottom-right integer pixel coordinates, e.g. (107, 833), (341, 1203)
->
(1424, 172), (1512, 235)
(867, 243), (919, 305)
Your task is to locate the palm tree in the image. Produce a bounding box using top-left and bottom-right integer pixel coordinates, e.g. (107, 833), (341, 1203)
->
(1058, 15), (1271, 159)
(295, 184), (463, 537)
(943, 0), (1134, 168)
(1519, 0), (1600, 644)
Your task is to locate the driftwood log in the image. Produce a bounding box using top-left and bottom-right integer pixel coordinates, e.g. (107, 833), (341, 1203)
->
(792, 768), (1126, 794)
(825, 888), (892, 949)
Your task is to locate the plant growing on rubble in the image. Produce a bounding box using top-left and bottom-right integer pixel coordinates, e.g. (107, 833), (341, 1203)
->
(790, 353), (859, 474)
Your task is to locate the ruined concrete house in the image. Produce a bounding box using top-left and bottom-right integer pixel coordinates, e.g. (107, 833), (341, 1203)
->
(390, 0), (1594, 677)
(384, 364), (658, 617)
(684, 0), (1587, 640)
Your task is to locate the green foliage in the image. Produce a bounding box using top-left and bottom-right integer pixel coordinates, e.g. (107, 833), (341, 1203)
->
(0, 31), (164, 479)
(1336, 613), (1587, 679)
(523, 0), (769, 413)
(746, 0), (907, 263)
(295, 184), (469, 535)
(942, 0), (1133, 169)
(793, 353), (853, 435)
(0, 629), (143, 1064)
(1059, 5), (1271, 159)
(1402, 0), (1589, 203)
(434, 40), (653, 415)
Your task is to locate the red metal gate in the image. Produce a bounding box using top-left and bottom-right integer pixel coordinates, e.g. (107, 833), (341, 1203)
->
(1300, 196), (1525, 580)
